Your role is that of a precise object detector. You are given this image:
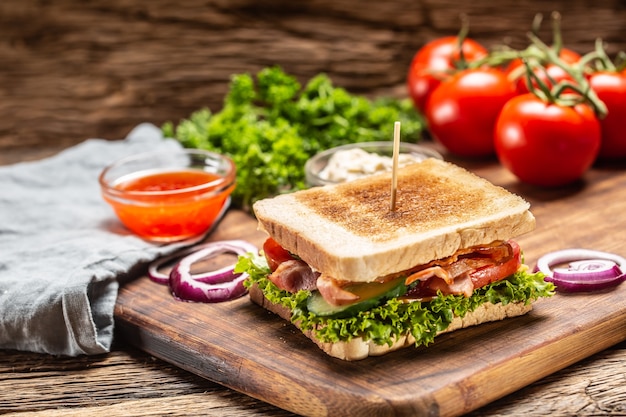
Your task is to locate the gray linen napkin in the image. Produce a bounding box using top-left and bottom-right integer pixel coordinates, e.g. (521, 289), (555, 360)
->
(0, 123), (194, 356)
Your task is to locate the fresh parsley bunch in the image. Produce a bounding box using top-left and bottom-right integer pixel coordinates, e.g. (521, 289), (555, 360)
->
(162, 66), (424, 211)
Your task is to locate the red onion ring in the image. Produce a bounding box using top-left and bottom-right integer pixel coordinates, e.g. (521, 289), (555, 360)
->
(536, 249), (626, 292)
(169, 240), (257, 303)
(148, 245), (206, 285)
(148, 239), (258, 303)
(170, 271), (249, 303)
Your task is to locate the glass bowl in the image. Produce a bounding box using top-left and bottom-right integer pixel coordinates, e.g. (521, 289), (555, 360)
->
(99, 148), (235, 242)
(304, 141), (443, 187)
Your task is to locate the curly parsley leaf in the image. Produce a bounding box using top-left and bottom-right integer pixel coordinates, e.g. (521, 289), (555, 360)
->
(162, 66), (424, 211)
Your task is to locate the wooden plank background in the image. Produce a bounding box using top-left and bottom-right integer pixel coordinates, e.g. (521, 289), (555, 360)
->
(2, 342), (624, 416)
(1, 0), (626, 155)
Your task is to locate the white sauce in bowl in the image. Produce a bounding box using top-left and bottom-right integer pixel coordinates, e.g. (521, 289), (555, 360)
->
(318, 148), (426, 183)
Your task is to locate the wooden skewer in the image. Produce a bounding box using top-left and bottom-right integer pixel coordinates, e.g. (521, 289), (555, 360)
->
(390, 121), (401, 212)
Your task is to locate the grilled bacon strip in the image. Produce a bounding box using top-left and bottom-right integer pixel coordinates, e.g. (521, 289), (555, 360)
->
(263, 239), (521, 306)
(268, 259), (319, 293)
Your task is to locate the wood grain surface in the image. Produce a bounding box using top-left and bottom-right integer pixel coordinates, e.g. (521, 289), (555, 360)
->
(2, 0), (626, 153)
(2, 1), (626, 415)
(113, 156), (626, 417)
(1, 146), (625, 417)
(2, 342), (624, 417)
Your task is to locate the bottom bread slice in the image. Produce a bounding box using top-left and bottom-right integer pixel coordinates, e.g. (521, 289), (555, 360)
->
(249, 283), (532, 361)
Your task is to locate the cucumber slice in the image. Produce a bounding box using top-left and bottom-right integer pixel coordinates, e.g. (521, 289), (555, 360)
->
(307, 276), (407, 317)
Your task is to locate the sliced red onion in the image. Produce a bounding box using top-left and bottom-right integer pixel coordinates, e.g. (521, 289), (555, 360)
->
(168, 240), (258, 303)
(148, 248), (194, 285)
(147, 242), (229, 285)
(536, 249), (626, 292)
(170, 269), (248, 303)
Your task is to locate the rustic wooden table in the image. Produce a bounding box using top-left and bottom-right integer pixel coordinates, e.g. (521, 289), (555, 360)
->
(1, 146), (625, 417)
(3, 1), (626, 414)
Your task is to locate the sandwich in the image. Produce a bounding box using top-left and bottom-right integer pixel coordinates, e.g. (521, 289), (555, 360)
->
(236, 158), (554, 360)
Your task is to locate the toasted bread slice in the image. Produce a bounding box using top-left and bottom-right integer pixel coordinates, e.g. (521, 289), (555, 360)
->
(249, 283), (532, 361)
(253, 159), (535, 283)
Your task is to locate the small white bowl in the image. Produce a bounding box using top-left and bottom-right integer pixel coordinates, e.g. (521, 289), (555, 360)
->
(305, 141), (443, 187)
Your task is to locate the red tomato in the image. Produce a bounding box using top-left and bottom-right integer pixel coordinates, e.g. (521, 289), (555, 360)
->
(506, 48), (581, 94)
(425, 68), (517, 157)
(263, 237), (294, 272)
(494, 94), (601, 187)
(407, 36), (488, 112)
(405, 240), (521, 298)
(589, 70), (626, 159)
(470, 240), (521, 289)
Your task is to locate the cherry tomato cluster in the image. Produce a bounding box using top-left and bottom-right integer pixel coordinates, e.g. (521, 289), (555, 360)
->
(406, 15), (626, 187)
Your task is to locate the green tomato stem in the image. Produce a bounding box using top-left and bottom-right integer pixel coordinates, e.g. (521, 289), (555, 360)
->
(527, 32), (608, 118)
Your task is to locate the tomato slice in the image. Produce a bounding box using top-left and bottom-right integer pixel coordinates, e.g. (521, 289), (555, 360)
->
(263, 237), (295, 272)
(403, 241), (522, 299)
(469, 240), (521, 288)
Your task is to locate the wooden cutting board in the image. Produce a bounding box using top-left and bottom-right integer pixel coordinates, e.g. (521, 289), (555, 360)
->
(114, 160), (626, 417)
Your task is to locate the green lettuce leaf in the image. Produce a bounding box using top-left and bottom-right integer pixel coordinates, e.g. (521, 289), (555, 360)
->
(236, 252), (555, 348)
